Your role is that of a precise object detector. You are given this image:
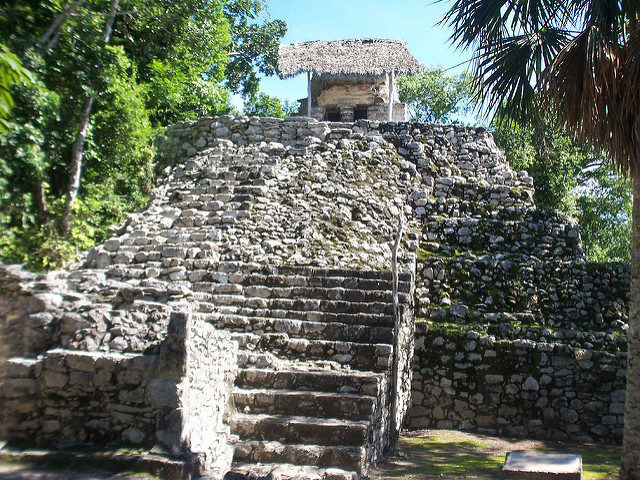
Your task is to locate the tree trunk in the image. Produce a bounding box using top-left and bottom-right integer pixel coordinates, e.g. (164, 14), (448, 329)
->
(59, 96), (93, 237)
(33, 175), (48, 224)
(58, 0), (119, 237)
(621, 174), (640, 480)
(38, 0), (84, 53)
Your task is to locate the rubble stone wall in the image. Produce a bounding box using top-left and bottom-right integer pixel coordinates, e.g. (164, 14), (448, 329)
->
(0, 266), (68, 362)
(153, 311), (237, 477)
(0, 348), (158, 446)
(383, 119), (631, 444)
(408, 322), (627, 443)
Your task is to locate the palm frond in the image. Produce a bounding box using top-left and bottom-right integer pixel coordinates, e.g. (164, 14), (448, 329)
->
(543, 24), (640, 175)
(472, 27), (571, 123)
(439, 0), (572, 50)
(584, 0), (626, 40)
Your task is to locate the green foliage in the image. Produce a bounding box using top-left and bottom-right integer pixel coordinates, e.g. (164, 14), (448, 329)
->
(119, 0), (235, 125)
(243, 92), (298, 118)
(493, 118), (586, 215)
(145, 57), (234, 126)
(224, 0), (287, 97)
(493, 116), (632, 262)
(576, 165), (632, 262)
(0, 0), (286, 269)
(0, 76), (61, 224)
(0, 43), (33, 132)
(398, 67), (473, 123)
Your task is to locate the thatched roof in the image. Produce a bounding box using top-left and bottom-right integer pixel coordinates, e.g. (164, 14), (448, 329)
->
(277, 38), (423, 79)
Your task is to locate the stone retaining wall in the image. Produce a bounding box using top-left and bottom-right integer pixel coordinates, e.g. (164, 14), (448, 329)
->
(417, 259), (629, 333)
(408, 322), (627, 443)
(0, 310), (237, 477)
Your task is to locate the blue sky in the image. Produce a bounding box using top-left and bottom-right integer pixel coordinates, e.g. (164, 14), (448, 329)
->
(235, 0), (473, 108)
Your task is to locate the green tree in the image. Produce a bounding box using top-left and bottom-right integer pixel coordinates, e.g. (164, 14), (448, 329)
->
(0, 0), (286, 268)
(397, 66), (472, 123)
(576, 162), (632, 262)
(0, 43), (33, 132)
(441, 1), (640, 475)
(244, 92), (298, 118)
(224, 0), (287, 97)
(493, 117), (586, 215)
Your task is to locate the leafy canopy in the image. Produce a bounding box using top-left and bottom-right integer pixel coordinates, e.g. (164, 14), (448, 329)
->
(398, 67), (473, 123)
(243, 92), (299, 118)
(0, 43), (33, 132)
(0, 0), (286, 269)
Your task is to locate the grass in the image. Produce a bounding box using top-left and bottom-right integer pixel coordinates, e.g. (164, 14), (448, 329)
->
(566, 449), (620, 480)
(398, 435), (504, 477)
(375, 430), (621, 480)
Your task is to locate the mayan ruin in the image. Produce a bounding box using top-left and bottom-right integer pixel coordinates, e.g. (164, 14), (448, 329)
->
(0, 114), (631, 479)
(1, 1), (640, 479)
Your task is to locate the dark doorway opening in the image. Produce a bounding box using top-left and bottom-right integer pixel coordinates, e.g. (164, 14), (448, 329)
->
(353, 107), (368, 120)
(325, 109), (341, 122)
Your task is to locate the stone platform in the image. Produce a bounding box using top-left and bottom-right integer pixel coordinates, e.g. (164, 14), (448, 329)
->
(503, 451), (582, 480)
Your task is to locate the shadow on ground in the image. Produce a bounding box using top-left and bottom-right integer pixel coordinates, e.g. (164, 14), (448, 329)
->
(373, 429), (621, 480)
(0, 464), (155, 480)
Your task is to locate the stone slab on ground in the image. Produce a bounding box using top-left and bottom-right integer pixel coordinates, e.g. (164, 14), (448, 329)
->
(503, 451), (582, 480)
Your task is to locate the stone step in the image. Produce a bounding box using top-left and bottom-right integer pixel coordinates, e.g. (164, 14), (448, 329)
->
(421, 198), (531, 220)
(430, 176), (534, 204)
(272, 266), (412, 282)
(236, 368), (384, 396)
(232, 413), (370, 447)
(230, 332), (393, 372)
(237, 351), (361, 372)
(192, 283), (409, 304)
(233, 440), (366, 471)
(233, 388), (377, 420)
(419, 254), (623, 324)
(421, 214), (581, 260)
(201, 312), (393, 344)
(198, 304), (397, 327)
(226, 272), (412, 293)
(195, 294), (396, 315)
(423, 303), (536, 324)
(228, 462), (358, 480)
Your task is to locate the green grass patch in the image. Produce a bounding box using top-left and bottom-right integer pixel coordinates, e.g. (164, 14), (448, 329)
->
(387, 435), (504, 477)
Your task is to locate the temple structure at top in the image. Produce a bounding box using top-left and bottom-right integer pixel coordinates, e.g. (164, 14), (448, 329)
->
(277, 38), (423, 122)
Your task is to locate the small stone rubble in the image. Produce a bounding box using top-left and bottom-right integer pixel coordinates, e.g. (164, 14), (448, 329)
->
(0, 115), (631, 479)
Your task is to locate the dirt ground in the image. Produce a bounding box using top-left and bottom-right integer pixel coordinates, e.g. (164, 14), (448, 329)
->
(373, 429), (621, 480)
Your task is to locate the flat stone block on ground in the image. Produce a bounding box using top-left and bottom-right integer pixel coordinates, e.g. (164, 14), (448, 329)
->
(503, 451), (582, 480)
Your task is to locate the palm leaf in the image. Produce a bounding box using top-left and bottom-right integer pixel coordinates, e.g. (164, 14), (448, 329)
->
(440, 0), (572, 49)
(473, 27), (571, 122)
(543, 24), (640, 174)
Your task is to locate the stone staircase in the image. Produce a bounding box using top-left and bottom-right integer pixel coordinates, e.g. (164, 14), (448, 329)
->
(193, 266), (413, 479)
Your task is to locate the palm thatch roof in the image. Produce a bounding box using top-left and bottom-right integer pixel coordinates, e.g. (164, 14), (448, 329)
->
(277, 38), (423, 79)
